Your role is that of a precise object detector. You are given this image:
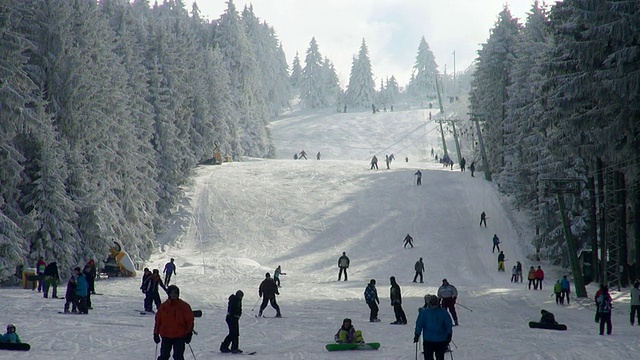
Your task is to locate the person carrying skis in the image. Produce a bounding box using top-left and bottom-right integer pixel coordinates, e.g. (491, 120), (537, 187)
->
(516, 261), (523, 282)
(630, 281), (640, 326)
(364, 279), (380, 322)
(470, 161), (476, 177)
(535, 266), (545, 290)
(338, 252), (350, 281)
(510, 266), (518, 283)
(414, 295), (453, 360)
(163, 258), (177, 286)
(334, 318), (364, 344)
(144, 269), (168, 313)
(43, 261), (60, 299)
(527, 266), (536, 290)
(36, 256), (46, 293)
(554, 280), (563, 304)
(274, 265), (286, 287)
(497, 251), (506, 272)
(220, 290), (244, 354)
(370, 156), (378, 170)
(299, 150), (307, 160)
(74, 267), (89, 314)
(413, 258), (425, 283)
(1, 324), (22, 344)
(479, 212), (487, 227)
(437, 279), (459, 326)
(492, 234), (500, 253)
(154, 285), (194, 360)
(596, 286), (613, 335)
(403, 233), (414, 248)
(415, 170), (422, 186)
(258, 273), (281, 317)
(390, 276), (407, 324)
(560, 275), (571, 305)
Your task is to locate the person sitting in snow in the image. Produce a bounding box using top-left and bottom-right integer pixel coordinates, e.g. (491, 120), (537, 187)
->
(334, 318), (364, 344)
(1, 324), (22, 344)
(539, 309), (558, 324)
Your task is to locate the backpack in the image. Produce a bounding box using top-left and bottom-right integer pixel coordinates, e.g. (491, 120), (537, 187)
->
(599, 295), (611, 313)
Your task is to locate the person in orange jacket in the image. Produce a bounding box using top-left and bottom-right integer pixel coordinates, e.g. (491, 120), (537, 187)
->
(154, 285), (194, 360)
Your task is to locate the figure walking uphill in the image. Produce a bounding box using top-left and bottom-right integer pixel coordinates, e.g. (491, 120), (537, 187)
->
(334, 318), (364, 344)
(414, 295), (453, 360)
(413, 258), (425, 283)
(274, 265), (286, 287)
(258, 273), (281, 317)
(438, 279), (459, 326)
(364, 279), (380, 322)
(338, 252), (350, 281)
(220, 290), (244, 354)
(370, 156), (378, 170)
(390, 277), (407, 324)
(479, 212), (487, 227)
(153, 285), (194, 360)
(403, 233), (414, 248)
(163, 258), (176, 286)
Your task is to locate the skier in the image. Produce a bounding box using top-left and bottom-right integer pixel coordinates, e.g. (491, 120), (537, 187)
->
(153, 285), (194, 360)
(84, 259), (97, 295)
(403, 233), (414, 248)
(43, 261), (60, 299)
(413, 258), (425, 283)
(437, 279), (459, 326)
(338, 252), (350, 281)
(74, 267), (89, 314)
(390, 276), (407, 324)
(516, 261), (523, 282)
(414, 295), (453, 360)
(510, 266), (518, 283)
(220, 290), (244, 354)
(36, 256), (46, 293)
(527, 266), (536, 290)
(144, 269), (168, 313)
(415, 170), (422, 186)
(258, 273), (281, 317)
(334, 318), (365, 344)
(492, 234), (500, 253)
(596, 286), (613, 335)
(299, 150), (307, 160)
(560, 275), (571, 305)
(1, 324), (22, 344)
(273, 265), (286, 287)
(316, 152), (321, 160)
(470, 162), (476, 177)
(630, 281), (640, 326)
(497, 251), (506, 272)
(385, 155), (390, 169)
(63, 272), (78, 313)
(479, 212), (487, 227)
(460, 157), (466, 172)
(370, 156), (378, 170)
(163, 258), (177, 286)
(554, 280), (563, 304)
(140, 268), (152, 312)
(364, 279), (380, 322)
(535, 266), (545, 290)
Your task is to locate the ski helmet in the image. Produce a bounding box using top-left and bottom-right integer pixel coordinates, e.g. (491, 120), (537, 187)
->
(6, 324), (16, 333)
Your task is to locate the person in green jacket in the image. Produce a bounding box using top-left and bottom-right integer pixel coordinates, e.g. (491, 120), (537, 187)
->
(1, 324), (22, 343)
(554, 280), (563, 305)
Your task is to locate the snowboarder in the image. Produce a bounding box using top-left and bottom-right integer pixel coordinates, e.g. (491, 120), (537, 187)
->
(554, 280), (563, 304)
(596, 287), (613, 335)
(414, 295), (453, 360)
(535, 266), (545, 290)
(153, 285), (194, 360)
(144, 269), (168, 313)
(338, 252), (350, 281)
(415, 170), (422, 186)
(527, 266), (536, 290)
(437, 279), (459, 326)
(63, 273), (78, 313)
(540, 309), (558, 325)
(316, 152), (321, 160)
(470, 161), (476, 177)
(274, 265), (286, 287)
(413, 258), (425, 283)
(364, 279), (380, 322)
(74, 267), (89, 314)
(36, 257), (46, 293)
(370, 156), (378, 170)
(390, 276), (407, 324)
(479, 212), (487, 227)
(492, 234), (500, 253)
(334, 318), (364, 344)
(1, 324), (22, 344)
(497, 251), (506, 272)
(516, 261), (523, 282)
(163, 258), (176, 286)
(561, 276), (571, 305)
(460, 157), (466, 172)
(510, 266), (518, 283)
(403, 233), (414, 248)
(385, 155), (390, 169)
(220, 290), (244, 354)
(43, 261), (60, 299)
(258, 273), (281, 317)
(630, 281), (640, 326)
(299, 150), (307, 160)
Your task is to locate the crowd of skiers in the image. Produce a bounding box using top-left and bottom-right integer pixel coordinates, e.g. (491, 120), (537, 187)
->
(293, 149), (321, 160)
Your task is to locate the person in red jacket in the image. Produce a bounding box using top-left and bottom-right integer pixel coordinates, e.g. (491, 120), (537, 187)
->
(36, 257), (47, 292)
(534, 266), (545, 290)
(154, 285), (194, 360)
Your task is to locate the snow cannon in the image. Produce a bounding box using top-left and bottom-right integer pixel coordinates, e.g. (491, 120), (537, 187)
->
(104, 241), (137, 277)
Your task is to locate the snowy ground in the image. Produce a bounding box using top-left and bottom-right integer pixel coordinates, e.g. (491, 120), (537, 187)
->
(2, 105), (639, 359)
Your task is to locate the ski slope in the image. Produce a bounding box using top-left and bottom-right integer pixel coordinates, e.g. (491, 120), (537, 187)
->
(1, 105), (638, 359)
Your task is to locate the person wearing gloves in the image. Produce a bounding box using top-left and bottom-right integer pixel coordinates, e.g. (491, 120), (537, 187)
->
(437, 279), (459, 326)
(153, 285), (194, 360)
(220, 290), (244, 354)
(414, 295), (453, 360)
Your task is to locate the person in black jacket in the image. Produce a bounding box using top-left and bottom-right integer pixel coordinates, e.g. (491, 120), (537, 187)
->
(220, 290), (244, 354)
(338, 252), (350, 281)
(413, 258), (425, 283)
(43, 261), (60, 298)
(258, 273), (281, 317)
(140, 268), (152, 311)
(390, 276), (407, 324)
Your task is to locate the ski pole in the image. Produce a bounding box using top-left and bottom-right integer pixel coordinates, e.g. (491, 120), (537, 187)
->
(188, 343), (197, 360)
(456, 303), (473, 312)
(155, 343), (158, 360)
(451, 340), (458, 349)
(251, 297), (261, 312)
(415, 340), (418, 360)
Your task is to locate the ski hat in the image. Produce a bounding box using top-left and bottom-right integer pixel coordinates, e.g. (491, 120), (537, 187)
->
(6, 324), (16, 333)
(265, 272), (271, 278)
(342, 318), (352, 324)
(390, 276), (396, 284)
(167, 285), (180, 296)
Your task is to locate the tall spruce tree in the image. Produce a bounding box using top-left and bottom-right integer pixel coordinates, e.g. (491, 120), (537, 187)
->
(346, 38), (376, 108)
(408, 36), (438, 100)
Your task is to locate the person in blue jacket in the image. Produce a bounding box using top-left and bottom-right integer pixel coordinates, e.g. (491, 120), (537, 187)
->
(414, 295), (453, 360)
(1, 324), (22, 343)
(560, 275), (571, 305)
(74, 267), (89, 314)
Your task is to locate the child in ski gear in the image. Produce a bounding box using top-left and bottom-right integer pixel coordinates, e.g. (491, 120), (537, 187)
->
(413, 258), (425, 283)
(154, 285), (194, 360)
(630, 281), (640, 326)
(258, 273), (281, 317)
(36, 257), (46, 292)
(540, 309), (557, 324)
(596, 286), (613, 335)
(338, 252), (350, 281)
(1, 324), (21, 343)
(516, 261), (523, 282)
(492, 234), (500, 253)
(497, 251), (506, 272)
(437, 279), (459, 326)
(527, 266), (536, 290)
(364, 279), (380, 322)
(43, 261), (60, 298)
(63, 273), (78, 313)
(403, 233), (414, 248)
(390, 276), (407, 324)
(273, 265), (286, 287)
(510, 266), (518, 282)
(414, 295), (453, 360)
(554, 280), (562, 304)
(414, 170), (422, 185)
(334, 318), (364, 344)
(479, 212), (486, 227)
(560, 276), (571, 305)
(370, 156), (378, 169)
(535, 266), (545, 290)
(220, 290), (244, 354)
(163, 258), (176, 286)
(74, 267), (89, 314)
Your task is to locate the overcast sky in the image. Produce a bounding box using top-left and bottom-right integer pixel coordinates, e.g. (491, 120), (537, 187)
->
(197, 0), (555, 88)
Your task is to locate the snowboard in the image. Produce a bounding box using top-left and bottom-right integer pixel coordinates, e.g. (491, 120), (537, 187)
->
(222, 351), (257, 355)
(528, 321), (567, 331)
(325, 342), (380, 351)
(58, 312), (84, 315)
(137, 310), (201, 317)
(0, 342), (30, 351)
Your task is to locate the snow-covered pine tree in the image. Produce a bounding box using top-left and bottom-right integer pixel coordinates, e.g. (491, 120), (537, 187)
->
(346, 38), (376, 109)
(408, 36), (438, 101)
(290, 51), (303, 90)
(385, 76), (400, 108)
(300, 37), (327, 108)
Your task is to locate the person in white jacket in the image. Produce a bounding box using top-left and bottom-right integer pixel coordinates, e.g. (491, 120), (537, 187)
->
(630, 281), (640, 326)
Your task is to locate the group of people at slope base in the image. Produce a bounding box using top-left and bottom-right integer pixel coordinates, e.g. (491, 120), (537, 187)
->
(293, 149), (321, 160)
(32, 256), (97, 315)
(430, 148), (475, 176)
(369, 154), (395, 170)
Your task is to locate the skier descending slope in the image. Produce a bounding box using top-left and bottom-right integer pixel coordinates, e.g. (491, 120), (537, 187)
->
(258, 273), (281, 318)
